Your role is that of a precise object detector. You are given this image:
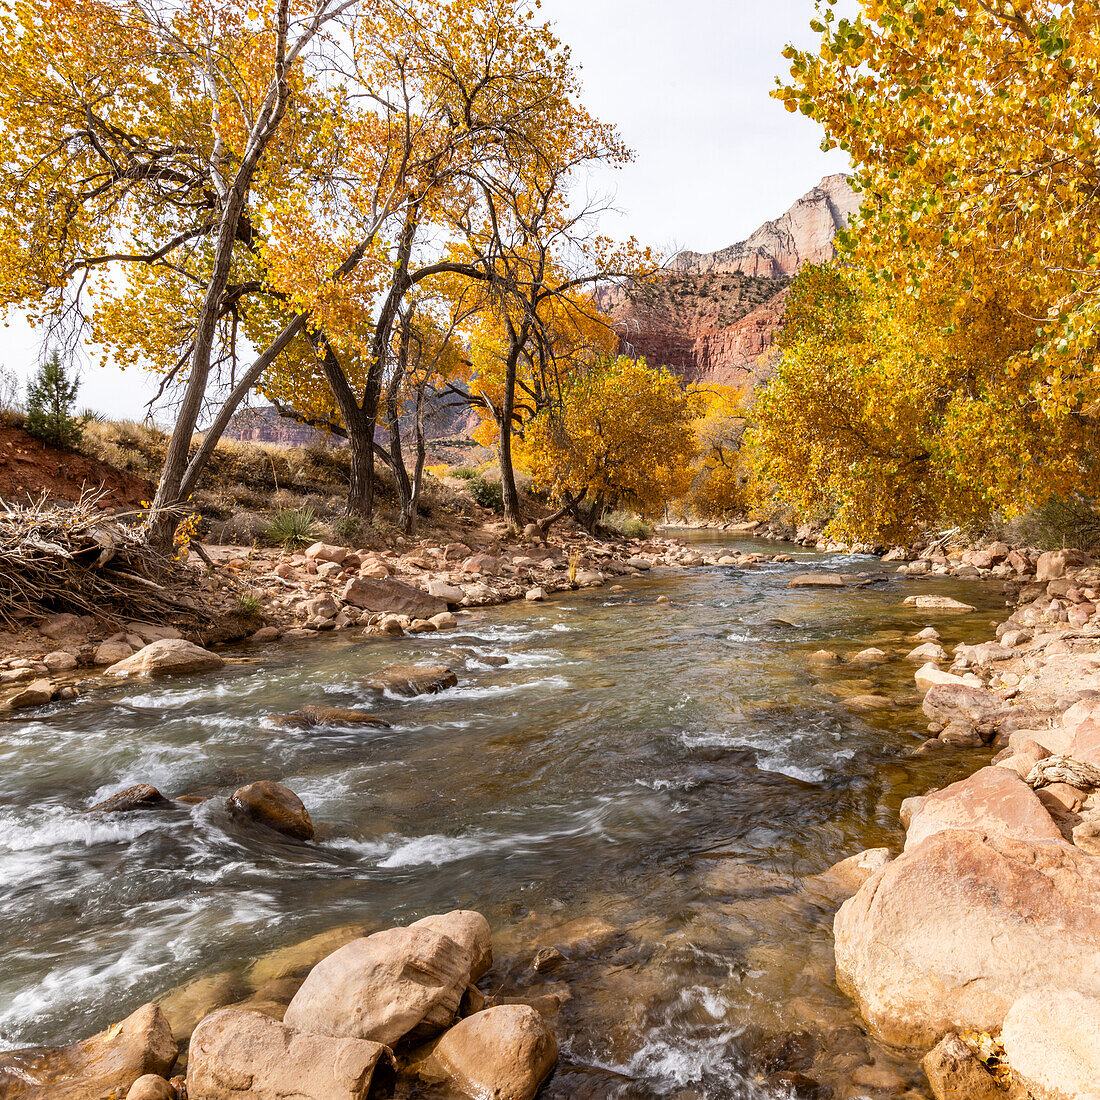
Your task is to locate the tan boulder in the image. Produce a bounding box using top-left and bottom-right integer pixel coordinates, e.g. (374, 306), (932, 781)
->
(5, 678), (56, 709)
(834, 830), (1100, 1047)
(921, 682), (1005, 729)
(1002, 989), (1100, 1100)
(904, 766), (1064, 851)
(787, 573), (844, 588)
(43, 650), (79, 672)
(428, 1005), (557, 1100)
(304, 542), (348, 564)
(360, 664), (457, 697)
(907, 642), (947, 662)
(187, 1008), (393, 1100)
(283, 924), (477, 1045)
(106, 639), (225, 678)
(340, 576), (446, 619)
(460, 553), (501, 576)
(804, 848), (892, 900)
(229, 781), (314, 840)
(914, 664), (982, 693)
(246, 924), (372, 988)
(903, 594), (976, 611)
(125, 1074), (174, 1100)
(409, 911), (492, 980)
(95, 640), (135, 665)
(0, 1002), (177, 1099)
(922, 1034), (1002, 1100)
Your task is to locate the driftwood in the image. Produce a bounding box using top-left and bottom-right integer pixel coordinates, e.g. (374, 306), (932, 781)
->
(0, 491), (209, 628)
(1026, 755), (1100, 792)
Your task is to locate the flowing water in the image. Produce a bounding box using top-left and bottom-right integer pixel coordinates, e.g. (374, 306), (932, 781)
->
(0, 537), (1008, 1097)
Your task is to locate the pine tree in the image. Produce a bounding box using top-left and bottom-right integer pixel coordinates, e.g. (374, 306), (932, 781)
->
(24, 352), (86, 448)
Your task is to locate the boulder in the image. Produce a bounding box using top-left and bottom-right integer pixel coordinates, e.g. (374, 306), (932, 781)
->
(460, 553), (501, 576)
(0, 1002), (176, 1099)
(5, 678), (56, 708)
(340, 576), (447, 619)
(921, 682), (1004, 728)
(187, 1008), (393, 1100)
(805, 848), (893, 899)
(105, 639), (225, 678)
(1036, 548), (1088, 582)
(907, 642), (947, 662)
(125, 1075), (175, 1100)
(283, 924), (477, 1045)
(87, 784), (167, 813)
(574, 570), (604, 587)
(525, 587), (546, 602)
(787, 573), (845, 589)
(914, 664), (981, 693)
(39, 612), (91, 642)
(428, 1005), (557, 1100)
(43, 650), (79, 672)
(304, 542), (348, 564)
(409, 911), (492, 980)
(922, 1034), (1002, 1100)
(850, 647), (888, 665)
(807, 650), (842, 664)
(904, 766), (1064, 851)
(229, 781), (314, 840)
(834, 830), (1100, 1047)
(903, 595), (976, 612)
(1001, 989), (1100, 1100)
(426, 580), (466, 604)
(361, 664), (458, 697)
(268, 706), (389, 730)
(954, 641), (1014, 667)
(429, 612), (458, 630)
(95, 640), (136, 665)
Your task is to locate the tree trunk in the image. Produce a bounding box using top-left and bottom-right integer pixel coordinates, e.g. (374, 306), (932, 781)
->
(499, 347), (522, 529)
(348, 427), (373, 517)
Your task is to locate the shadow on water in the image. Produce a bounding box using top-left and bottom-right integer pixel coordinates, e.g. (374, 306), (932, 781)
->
(0, 534), (1009, 1097)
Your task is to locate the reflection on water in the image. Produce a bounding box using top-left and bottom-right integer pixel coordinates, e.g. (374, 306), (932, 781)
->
(0, 536), (1008, 1097)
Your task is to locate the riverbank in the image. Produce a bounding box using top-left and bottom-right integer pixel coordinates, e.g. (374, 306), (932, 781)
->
(827, 544), (1100, 1098)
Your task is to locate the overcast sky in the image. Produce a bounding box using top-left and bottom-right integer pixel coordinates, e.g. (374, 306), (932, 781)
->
(4, 0), (849, 422)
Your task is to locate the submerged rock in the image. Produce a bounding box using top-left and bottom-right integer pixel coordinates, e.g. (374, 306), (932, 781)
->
(787, 573), (845, 589)
(427, 1005), (557, 1100)
(0, 1002), (177, 1099)
(187, 1008), (393, 1100)
(87, 784), (167, 813)
(361, 664), (458, 697)
(229, 781), (314, 840)
(268, 706), (390, 730)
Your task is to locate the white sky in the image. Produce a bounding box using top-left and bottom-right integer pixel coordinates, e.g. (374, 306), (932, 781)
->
(3, 0), (848, 422)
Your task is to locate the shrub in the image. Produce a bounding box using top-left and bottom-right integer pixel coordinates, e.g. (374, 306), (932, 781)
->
(451, 466), (478, 480)
(468, 475), (504, 512)
(1003, 494), (1100, 553)
(237, 593), (262, 614)
(25, 352), (88, 448)
(263, 506), (317, 549)
(331, 514), (363, 542)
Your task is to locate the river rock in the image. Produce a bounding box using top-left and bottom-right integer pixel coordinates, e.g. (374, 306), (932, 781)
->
(361, 664), (457, 697)
(269, 706), (390, 730)
(1036, 548), (1088, 582)
(921, 682), (1004, 728)
(907, 642), (947, 662)
(229, 781), (314, 840)
(1001, 989), (1100, 1100)
(125, 1075), (174, 1100)
(574, 570), (604, 587)
(787, 573), (845, 589)
(39, 612), (91, 643)
(922, 1034), (1002, 1100)
(834, 829), (1100, 1047)
(903, 595), (976, 612)
(428, 1005), (557, 1100)
(0, 1002), (177, 1099)
(5, 678), (56, 708)
(849, 647), (888, 666)
(105, 639), (225, 678)
(525, 587), (546, 601)
(409, 910), (493, 980)
(95, 640), (136, 665)
(807, 848), (893, 899)
(427, 580), (466, 603)
(340, 576), (447, 619)
(87, 784), (167, 813)
(904, 766), (1064, 850)
(187, 1008), (393, 1100)
(429, 611), (458, 630)
(43, 650), (79, 672)
(914, 664), (982, 693)
(283, 923), (477, 1045)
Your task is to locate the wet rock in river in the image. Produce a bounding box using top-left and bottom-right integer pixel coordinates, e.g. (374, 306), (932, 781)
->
(765, 1071), (832, 1098)
(159, 971), (244, 1043)
(87, 784), (167, 813)
(268, 705), (390, 730)
(849, 647), (888, 666)
(246, 923), (373, 988)
(187, 1008), (393, 1100)
(125, 1074), (175, 1100)
(5, 678), (56, 708)
(902, 595), (976, 612)
(340, 575), (447, 619)
(425, 1005), (557, 1100)
(283, 920), (478, 1045)
(0, 1002), (177, 1099)
(787, 573), (845, 589)
(834, 830), (1100, 1047)
(105, 638), (225, 678)
(906, 642), (947, 663)
(361, 663), (458, 697)
(229, 781), (314, 840)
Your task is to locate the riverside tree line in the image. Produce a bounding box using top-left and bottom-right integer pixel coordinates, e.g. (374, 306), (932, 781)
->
(2, 0), (1098, 549)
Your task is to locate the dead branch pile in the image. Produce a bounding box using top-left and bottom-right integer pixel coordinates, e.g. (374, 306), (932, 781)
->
(0, 491), (207, 627)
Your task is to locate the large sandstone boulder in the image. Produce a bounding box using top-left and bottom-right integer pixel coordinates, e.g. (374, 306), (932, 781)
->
(834, 830), (1100, 1047)
(106, 639), (224, 678)
(921, 683), (1005, 729)
(428, 1005), (557, 1100)
(283, 923), (477, 1045)
(1001, 989), (1100, 1100)
(340, 576), (446, 619)
(0, 1003), (177, 1099)
(360, 664), (457, 697)
(409, 910), (492, 980)
(914, 664), (982, 693)
(1036, 549), (1088, 582)
(229, 781), (314, 840)
(187, 1008), (393, 1100)
(904, 766), (1064, 851)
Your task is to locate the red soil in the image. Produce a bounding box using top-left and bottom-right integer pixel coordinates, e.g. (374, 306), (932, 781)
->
(0, 425), (153, 509)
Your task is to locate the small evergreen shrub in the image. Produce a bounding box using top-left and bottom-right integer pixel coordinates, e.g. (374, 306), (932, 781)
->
(468, 475), (504, 512)
(451, 466), (478, 480)
(264, 505), (317, 549)
(25, 352), (89, 448)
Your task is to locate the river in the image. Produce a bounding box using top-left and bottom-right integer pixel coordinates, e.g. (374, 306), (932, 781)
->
(0, 536), (1007, 1097)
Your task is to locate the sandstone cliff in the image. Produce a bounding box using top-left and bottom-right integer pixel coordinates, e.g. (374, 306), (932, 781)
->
(609, 174), (857, 386)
